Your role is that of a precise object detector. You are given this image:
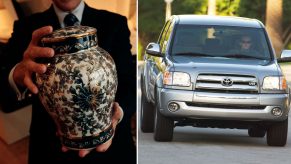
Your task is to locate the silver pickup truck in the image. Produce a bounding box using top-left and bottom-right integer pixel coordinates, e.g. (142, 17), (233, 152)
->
(140, 15), (291, 146)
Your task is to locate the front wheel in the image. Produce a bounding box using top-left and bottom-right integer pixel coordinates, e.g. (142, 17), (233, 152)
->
(267, 118), (288, 146)
(153, 105), (174, 141)
(140, 90), (155, 133)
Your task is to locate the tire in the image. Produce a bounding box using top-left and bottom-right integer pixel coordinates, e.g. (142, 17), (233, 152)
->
(267, 118), (288, 146)
(248, 128), (266, 137)
(153, 105), (174, 141)
(140, 89), (155, 133)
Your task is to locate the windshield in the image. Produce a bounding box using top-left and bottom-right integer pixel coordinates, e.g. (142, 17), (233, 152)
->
(171, 25), (271, 60)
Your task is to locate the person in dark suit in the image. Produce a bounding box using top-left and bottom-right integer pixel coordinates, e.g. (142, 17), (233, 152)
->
(0, 0), (136, 163)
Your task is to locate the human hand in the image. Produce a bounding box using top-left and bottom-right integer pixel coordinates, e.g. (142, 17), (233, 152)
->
(57, 102), (123, 157)
(13, 26), (54, 94)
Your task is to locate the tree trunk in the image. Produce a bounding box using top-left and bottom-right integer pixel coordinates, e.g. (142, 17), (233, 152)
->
(207, 0), (216, 38)
(265, 0), (283, 57)
(208, 0), (216, 15)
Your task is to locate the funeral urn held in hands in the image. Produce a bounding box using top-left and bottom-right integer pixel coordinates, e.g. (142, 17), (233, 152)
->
(36, 26), (118, 150)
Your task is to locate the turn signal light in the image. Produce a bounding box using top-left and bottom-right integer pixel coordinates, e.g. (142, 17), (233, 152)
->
(280, 76), (287, 90)
(164, 72), (172, 85)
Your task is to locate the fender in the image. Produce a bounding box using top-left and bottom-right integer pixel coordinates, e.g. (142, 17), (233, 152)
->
(154, 74), (164, 109)
(140, 73), (144, 93)
(140, 59), (146, 93)
(143, 61), (152, 102)
(155, 73), (164, 88)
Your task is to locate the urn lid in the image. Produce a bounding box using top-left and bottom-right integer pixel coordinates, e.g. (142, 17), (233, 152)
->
(40, 26), (98, 56)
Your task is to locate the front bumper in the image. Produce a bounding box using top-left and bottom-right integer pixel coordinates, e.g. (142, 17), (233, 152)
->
(158, 89), (290, 121)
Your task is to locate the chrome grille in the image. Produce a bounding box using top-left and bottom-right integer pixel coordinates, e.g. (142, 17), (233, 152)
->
(195, 74), (258, 93)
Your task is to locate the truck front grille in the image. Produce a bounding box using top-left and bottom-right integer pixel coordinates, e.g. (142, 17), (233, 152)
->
(185, 102), (266, 109)
(195, 74), (258, 93)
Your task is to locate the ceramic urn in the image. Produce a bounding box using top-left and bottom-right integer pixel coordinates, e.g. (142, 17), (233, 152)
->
(36, 26), (118, 150)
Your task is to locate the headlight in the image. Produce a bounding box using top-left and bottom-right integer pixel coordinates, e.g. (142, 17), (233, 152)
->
(164, 72), (190, 86)
(173, 72), (191, 86)
(263, 76), (287, 90)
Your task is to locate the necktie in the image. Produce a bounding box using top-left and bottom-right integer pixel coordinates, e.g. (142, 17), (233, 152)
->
(64, 13), (78, 26)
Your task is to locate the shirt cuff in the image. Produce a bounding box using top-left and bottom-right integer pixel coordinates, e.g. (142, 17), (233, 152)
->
(8, 63), (28, 101)
(118, 106), (124, 124)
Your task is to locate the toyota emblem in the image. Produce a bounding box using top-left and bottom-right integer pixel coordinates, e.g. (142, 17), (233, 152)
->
(221, 77), (233, 86)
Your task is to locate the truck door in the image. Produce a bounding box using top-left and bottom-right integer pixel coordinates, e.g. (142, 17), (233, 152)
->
(148, 21), (174, 101)
(144, 21), (171, 102)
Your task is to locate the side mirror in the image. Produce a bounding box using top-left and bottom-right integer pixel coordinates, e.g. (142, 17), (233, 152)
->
(277, 50), (291, 63)
(145, 43), (164, 57)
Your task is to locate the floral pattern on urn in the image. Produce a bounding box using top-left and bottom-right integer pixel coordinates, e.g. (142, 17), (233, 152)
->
(36, 26), (118, 150)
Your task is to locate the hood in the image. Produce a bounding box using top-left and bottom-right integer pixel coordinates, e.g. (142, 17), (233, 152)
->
(170, 56), (279, 78)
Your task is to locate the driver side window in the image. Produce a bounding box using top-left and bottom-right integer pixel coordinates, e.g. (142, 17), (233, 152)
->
(161, 22), (174, 53)
(158, 21), (171, 49)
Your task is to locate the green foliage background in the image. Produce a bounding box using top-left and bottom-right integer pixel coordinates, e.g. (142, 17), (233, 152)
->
(138, 0), (291, 60)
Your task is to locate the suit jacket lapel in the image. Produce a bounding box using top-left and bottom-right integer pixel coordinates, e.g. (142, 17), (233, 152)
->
(81, 3), (108, 49)
(44, 5), (61, 30)
(81, 3), (100, 29)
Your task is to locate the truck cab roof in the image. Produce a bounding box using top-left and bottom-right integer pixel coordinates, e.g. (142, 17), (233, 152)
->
(175, 15), (263, 28)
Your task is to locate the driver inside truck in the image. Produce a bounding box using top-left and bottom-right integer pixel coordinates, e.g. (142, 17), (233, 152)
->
(239, 34), (253, 52)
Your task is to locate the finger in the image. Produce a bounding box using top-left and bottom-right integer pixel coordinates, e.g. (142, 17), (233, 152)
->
(30, 26), (53, 46)
(24, 46), (54, 60)
(26, 60), (47, 74)
(78, 150), (91, 158)
(112, 102), (122, 124)
(56, 132), (69, 153)
(24, 72), (38, 94)
(62, 146), (69, 152)
(96, 137), (113, 152)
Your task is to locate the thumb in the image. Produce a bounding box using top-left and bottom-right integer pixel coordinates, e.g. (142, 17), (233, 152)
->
(112, 102), (122, 125)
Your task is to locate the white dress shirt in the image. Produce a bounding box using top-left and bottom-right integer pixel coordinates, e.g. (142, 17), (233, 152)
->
(53, 0), (84, 28)
(8, 0), (123, 123)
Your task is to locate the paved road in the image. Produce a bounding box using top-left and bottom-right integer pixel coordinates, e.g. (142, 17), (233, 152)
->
(138, 64), (291, 164)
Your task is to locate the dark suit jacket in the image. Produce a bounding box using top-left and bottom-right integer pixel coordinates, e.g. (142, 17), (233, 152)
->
(0, 4), (136, 164)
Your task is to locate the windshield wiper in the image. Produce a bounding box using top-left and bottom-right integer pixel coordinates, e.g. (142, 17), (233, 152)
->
(221, 54), (266, 60)
(174, 52), (215, 57)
